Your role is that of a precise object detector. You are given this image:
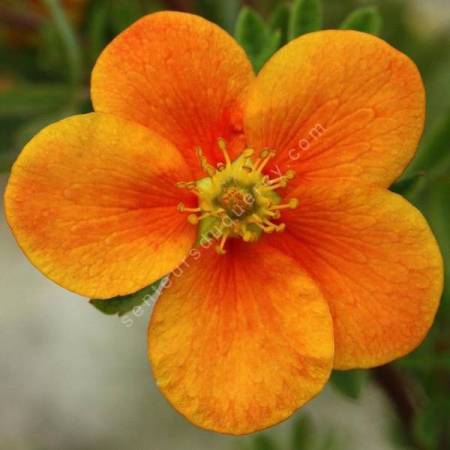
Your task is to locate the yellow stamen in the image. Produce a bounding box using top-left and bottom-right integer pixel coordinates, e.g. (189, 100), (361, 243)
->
(187, 214), (200, 225)
(256, 149), (276, 173)
(270, 198), (299, 210)
(255, 222), (276, 233)
(260, 180), (288, 191)
(177, 202), (201, 213)
(267, 170), (296, 185)
(241, 148), (255, 172)
(245, 234), (257, 242)
(176, 181), (197, 191)
(262, 218), (278, 228)
(216, 232), (229, 255)
(176, 139), (299, 253)
(285, 169), (296, 180)
(187, 211), (216, 224)
(196, 146), (216, 176)
(253, 149), (267, 169)
(265, 209), (281, 219)
(218, 138), (231, 167)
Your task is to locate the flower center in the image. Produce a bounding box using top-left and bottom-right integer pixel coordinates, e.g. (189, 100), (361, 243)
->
(177, 139), (298, 254)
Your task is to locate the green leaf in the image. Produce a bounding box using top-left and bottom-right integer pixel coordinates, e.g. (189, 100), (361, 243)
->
(291, 415), (314, 450)
(289, 0), (322, 40)
(86, 0), (111, 66)
(340, 6), (382, 35)
(318, 430), (344, 450)
(390, 172), (426, 199)
(428, 181), (450, 313)
(235, 7), (281, 72)
(330, 370), (368, 400)
(235, 8), (267, 63)
(408, 112), (450, 178)
(255, 30), (281, 72)
(0, 150), (17, 173)
(196, 0), (241, 32)
(0, 85), (70, 119)
(90, 278), (166, 317)
(414, 400), (449, 450)
(252, 434), (277, 450)
(269, 4), (290, 46)
(37, 23), (67, 77)
(42, 0), (83, 85)
(110, 0), (145, 34)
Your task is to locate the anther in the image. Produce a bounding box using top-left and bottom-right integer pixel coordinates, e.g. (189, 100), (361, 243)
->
(243, 230), (255, 242)
(187, 214), (200, 225)
(285, 169), (296, 180)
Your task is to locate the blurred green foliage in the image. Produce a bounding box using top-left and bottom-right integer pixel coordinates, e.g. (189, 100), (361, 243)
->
(1, 1), (449, 449)
(240, 414), (344, 450)
(235, 7), (281, 71)
(289, 0), (322, 39)
(340, 5), (381, 34)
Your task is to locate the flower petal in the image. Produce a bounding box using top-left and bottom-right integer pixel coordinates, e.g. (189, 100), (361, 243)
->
(266, 182), (443, 369)
(244, 30), (425, 188)
(5, 113), (196, 299)
(92, 11), (255, 175)
(148, 240), (333, 434)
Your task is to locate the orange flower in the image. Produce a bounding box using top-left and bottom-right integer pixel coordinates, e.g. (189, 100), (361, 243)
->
(4, 12), (443, 434)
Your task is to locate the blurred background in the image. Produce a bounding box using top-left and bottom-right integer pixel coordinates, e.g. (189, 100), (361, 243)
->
(0, 0), (449, 449)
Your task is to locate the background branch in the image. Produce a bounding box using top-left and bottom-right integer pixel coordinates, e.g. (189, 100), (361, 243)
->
(372, 364), (425, 450)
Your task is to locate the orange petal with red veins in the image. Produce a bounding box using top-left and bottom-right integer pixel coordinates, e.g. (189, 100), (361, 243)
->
(266, 181), (443, 369)
(5, 113), (196, 299)
(148, 240), (334, 434)
(92, 11), (255, 176)
(244, 30), (425, 188)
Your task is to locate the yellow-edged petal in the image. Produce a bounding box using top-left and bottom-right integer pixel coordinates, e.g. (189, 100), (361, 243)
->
(92, 11), (255, 176)
(265, 181), (443, 369)
(5, 113), (196, 299)
(148, 240), (334, 434)
(244, 30), (425, 188)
